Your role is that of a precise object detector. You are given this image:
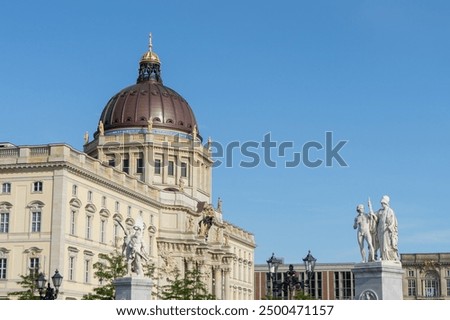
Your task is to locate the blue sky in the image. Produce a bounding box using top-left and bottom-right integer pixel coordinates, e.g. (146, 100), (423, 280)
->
(1, 1), (449, 264)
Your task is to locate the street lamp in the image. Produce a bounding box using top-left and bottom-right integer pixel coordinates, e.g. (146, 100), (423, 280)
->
(266, 253), (282, 298)
(36, 269), (63, 300)
(302, 250), (316, 297)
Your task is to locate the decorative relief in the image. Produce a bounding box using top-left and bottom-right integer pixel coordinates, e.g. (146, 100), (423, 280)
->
(359, 289), (378, 300)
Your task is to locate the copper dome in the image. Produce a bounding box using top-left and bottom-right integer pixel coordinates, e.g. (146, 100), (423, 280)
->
(97, 38), (198, 137)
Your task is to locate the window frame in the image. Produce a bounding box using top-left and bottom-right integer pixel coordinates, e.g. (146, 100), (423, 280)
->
(32, 181), (43, 193)
(2, 183), (11, 194)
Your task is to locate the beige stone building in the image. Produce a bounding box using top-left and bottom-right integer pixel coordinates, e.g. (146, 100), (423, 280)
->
(0, 41), (255, 300)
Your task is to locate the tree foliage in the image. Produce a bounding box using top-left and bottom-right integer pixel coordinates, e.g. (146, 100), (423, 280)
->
(7, 271), (40, 300)
(159, 267), (215, 300)
(82, 250), (154, 300)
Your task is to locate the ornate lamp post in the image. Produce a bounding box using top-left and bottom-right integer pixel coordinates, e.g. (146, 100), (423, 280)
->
(35, 270), (63, 300)
(266, 253), (282, 299)
(302, 250), (316, 297)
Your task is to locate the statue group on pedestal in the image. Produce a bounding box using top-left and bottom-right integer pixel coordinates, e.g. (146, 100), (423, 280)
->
(353, 195), (399, 263)
(116, 217), (150, 277)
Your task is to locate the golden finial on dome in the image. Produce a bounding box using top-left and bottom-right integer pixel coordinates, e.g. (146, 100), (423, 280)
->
(140, 32), (160, 64)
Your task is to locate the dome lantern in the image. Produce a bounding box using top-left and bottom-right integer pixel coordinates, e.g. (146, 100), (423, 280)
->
(137, 33), (162, 83)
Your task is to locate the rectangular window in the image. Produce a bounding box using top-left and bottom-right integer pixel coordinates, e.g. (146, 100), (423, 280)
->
(181, 162), (187, 178)
(447, 279), (450, 296)
(342, 271), (352, 300)
(123, 158), (129, 174)
(84, 260), (90, 283)
(72, 185), (77, 197)
(0, 258), (6, 279)
(408, 279), (416, 296)
(100, 220), (106, 243)
(2, 183), (11, 194)
(70, 210), (76, 235)
(154, 159), (161, 175)
(33, 181), (43, 192)
(86, 216), (92, 239)
(114, 222), (119, 241)
(68, 256), (75, 281)
(0, 212), (9, 233)
(136, 157), (144, 174)
(408, 270), (415, 277)
(168, 160), (174, 176)
(30, 257), (40, 274)
(31, 211), (41, 232)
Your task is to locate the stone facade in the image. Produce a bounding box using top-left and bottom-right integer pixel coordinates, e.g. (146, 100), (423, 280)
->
(0, 42), (255, 299)
(0, 141), (255, 299)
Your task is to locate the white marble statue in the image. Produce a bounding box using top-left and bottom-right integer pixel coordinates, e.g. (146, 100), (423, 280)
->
(116, 217), (149, 277)
(368, 195), (399, 261)
(98, 120), (105, 136)
(353, 204), (377, 262)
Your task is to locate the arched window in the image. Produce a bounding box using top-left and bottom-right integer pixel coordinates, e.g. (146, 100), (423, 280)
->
(423, 271), (440, 298)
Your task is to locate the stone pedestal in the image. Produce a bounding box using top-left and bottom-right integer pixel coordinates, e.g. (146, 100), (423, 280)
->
(114, 277), (153, 300)
(353, 261), (404, 300)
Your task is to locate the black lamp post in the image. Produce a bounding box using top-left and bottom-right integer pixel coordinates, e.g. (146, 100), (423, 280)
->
(36, 269), (63, 300)
(266, 253), (282, 299)
(302, 250), (316, 297)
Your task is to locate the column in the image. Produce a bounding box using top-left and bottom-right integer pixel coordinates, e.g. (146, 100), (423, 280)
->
(214, 267), (223, 299)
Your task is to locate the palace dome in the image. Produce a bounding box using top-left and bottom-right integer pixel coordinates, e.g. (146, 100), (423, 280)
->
(97, 37), (199, 138)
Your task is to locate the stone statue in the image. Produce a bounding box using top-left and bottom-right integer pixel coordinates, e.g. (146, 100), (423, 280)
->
(217, 197), (222, 213)
(116, 217), (149, 277)
(84, 131), (89, 145)
(369, 195), (399, 261)
(98, 121), (104, 136)
(147, 117), (153, 132)
(223, 234), (229, 246)
(353, 204), (376, 262)
(178, 177), (185, 192)
(207, 136), (212, 151)
(186, 215), (194, 232)
(282, 264), (301, 300)
(191, 125), (197, 140)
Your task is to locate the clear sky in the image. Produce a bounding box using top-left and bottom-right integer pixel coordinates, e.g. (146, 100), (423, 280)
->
(1, 1), (449, 265)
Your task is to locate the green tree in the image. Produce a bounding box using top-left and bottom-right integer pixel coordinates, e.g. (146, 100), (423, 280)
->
(82, 250), (154, 300)
(160, 267), (215, 300)
(7, 271), (40, 300)
(294, 290), (315, 300)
